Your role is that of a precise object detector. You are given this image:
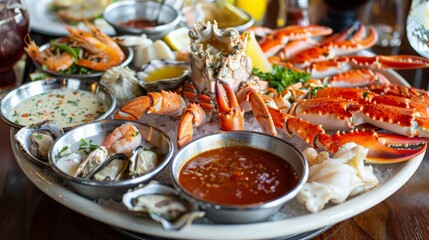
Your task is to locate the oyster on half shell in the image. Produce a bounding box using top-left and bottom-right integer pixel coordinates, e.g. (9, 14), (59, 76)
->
(129, 146), (159, 178)
(14, 120), (64, 167)
(123, 181), (205, 230)
(74, 146), (109, 178)
(86, 153), (130, 181)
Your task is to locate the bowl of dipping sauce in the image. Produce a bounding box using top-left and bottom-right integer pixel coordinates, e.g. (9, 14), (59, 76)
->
(137, 59), (190, 92)
(170, 131), (309, 223)
(0, 78), (116, 131)
(103, 0), (182, 40)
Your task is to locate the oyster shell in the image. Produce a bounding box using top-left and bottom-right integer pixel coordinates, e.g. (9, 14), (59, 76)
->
(14, 120), (64, 167)
(123, 181), (205, 230)
(86, 153), (130, 181)
(129, 146), (159, 177)
(137, 59), (190, 92)
(74, 146), (109, 178)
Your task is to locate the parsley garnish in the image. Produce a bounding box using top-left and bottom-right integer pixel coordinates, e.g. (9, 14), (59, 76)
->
(78, 138), (99, 154)
(252, 65), (311, 93)
(34, 134), (43, 140)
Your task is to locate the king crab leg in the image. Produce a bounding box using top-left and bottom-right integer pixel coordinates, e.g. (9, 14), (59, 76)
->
(268, 107), (427, 163)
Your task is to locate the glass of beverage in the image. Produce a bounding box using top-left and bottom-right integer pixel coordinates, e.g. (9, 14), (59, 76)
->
(0, 0), (29, 93)
(407, 0), (429, 58)
(362, 0), (404, 48)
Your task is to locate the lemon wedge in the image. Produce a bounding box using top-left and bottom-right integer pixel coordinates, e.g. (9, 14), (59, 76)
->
(244, 31), (273, 73)
(163, 27), (191, 51)
(235, 0), (267, 22)
(222, 2), (250, 24)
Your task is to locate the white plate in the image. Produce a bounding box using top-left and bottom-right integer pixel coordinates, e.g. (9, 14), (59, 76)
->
(11, 69), (424, 239)
(27, 0), (115, 36)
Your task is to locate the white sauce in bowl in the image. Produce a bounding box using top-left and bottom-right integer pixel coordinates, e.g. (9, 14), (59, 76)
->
(10, 89), (107, 128)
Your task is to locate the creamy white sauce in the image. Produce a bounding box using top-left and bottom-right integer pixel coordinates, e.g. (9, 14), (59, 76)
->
(10, 89), (107, 127)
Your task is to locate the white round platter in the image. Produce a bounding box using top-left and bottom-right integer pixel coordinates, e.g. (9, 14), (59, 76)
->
(11, 68), (425, 239)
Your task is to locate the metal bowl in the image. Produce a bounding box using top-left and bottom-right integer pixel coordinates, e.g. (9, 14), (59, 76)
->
(103, 0), (182, 40)
(0, 78), (116, 131)
(170, 131), (309, 224)
(49, 120), (175, 200)
(32, 42), (133, 81)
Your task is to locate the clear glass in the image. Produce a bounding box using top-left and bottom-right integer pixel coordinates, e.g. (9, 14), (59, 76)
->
(407, 0), (429, 58)
(0, 0), (29, 93)
(362, 0), (404, 48)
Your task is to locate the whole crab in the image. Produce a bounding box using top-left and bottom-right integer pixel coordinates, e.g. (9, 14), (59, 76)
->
(115, 21), (275, 148)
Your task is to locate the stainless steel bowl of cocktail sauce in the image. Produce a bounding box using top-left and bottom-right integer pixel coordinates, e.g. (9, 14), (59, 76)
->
(170, 131), (309, 224)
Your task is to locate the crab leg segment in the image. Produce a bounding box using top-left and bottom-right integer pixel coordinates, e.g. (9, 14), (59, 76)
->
(325, 69), (391, 87)
(268, 107), (427, 163)
(215, 79), (244, 131)
(255, 25), (333, 57)
(114, 91), (186, 120)
(289, 98), (360, 131)
(291, 26), (377, 68)
(177, 103), (208, 148)
(346, 55), (429, 69)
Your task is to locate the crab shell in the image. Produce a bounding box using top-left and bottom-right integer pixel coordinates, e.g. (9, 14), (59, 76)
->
(189, 21), (252, 99)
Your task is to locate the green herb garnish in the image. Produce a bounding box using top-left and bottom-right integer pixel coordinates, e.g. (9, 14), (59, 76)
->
(252, 65), (311, 93)
(50, 41), (79, 60)
(34, 134), (43, 140)
(78, 138), (99, 153)
(58, 146), (70, 157)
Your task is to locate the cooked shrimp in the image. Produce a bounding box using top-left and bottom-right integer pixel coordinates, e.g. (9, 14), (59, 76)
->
(24, 36), (74, 72)
(65, 20), (125, 71)
(103, 123), (142, 156)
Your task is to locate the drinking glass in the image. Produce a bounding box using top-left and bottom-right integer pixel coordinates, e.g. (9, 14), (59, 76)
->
(0, 0), (29, 93)
(407, 0), (429, 58)
(362, 0), (404, 48)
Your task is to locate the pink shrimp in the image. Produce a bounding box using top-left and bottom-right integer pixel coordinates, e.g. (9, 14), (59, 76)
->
(65, 20), (125, 72)
(24, 36), (74, 72)
(103, 123), (142, 156)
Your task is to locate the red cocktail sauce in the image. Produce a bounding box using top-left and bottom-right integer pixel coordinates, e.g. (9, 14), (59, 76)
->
(179, 146), (298, 205)
(118, 19), (156, 29)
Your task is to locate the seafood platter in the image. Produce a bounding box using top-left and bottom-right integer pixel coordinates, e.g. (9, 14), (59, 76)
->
(6, 2), (429, 238)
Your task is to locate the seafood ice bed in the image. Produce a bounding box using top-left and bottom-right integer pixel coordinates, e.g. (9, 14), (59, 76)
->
(98, 113), (395, 222)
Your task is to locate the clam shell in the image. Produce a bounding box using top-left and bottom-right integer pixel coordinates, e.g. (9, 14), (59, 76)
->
(137, 59), (190, 92)
(122, 181), (205, 231)
(14, 120), (64, 167)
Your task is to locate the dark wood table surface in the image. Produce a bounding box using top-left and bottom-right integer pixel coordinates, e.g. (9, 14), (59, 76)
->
(1, 2), (429, 240)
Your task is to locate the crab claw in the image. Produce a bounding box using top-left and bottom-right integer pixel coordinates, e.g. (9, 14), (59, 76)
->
(316, 130), (427, 164)
(114, 91), (186, 120)
(236, 85), (277, 136)
(216, 79), (244, 131)
(177, 103), (207, 148)
(269, 106), (426, 163)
